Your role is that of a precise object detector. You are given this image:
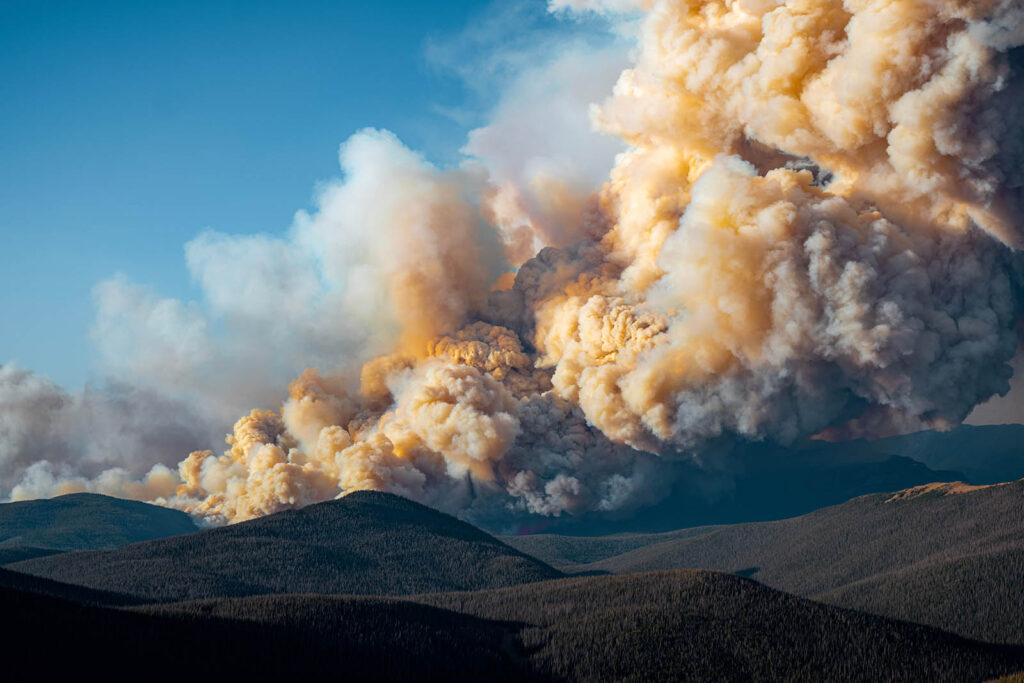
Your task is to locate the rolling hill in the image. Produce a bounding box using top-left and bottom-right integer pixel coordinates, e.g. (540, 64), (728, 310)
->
(8, 569), (1021, 681)
(2, 483), (1022, 679)
(505, 479), (1024, 644)
(0, 492), (199, 552)
(817, 547), (1024, 646)
(0, 566), (136, 606)
(0, 546), (64, 565)
(413, 570), (1024, 682)
(0, 580), (534, 681)
(7, 490), (563, 601)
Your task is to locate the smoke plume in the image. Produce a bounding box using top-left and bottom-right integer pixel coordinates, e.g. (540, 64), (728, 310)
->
(0, 364), (217, 502)
(8, 0), (1024, 526)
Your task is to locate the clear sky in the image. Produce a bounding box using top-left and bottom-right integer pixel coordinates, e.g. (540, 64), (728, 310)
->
(1, 0), (586, 388)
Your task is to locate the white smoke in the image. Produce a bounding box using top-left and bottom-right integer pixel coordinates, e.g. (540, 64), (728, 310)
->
(4, 0), (1024, 529)
(548, 0), (651, 16)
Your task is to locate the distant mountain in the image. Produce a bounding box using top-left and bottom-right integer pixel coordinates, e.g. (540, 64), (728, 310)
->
(533, 451), (964, 535)
(8, 490), (563, 602)
(0, 493), (199, 552)
(517, 423), (1024, 536)
(506, 480), (1024, 644)
(867, 424), (1024, 485)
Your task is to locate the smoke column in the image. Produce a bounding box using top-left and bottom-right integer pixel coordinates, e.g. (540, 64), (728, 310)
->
(11, 0), (1024, 525)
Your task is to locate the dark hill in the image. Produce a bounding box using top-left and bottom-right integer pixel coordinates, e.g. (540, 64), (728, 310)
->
(127, 570), (1024, 682)
(504, 526), (720, 568)
(817, 547), (1024, 646)
(507, 480), (1024, 644)
(7, 490), (563, 602)
(0, 546), (64, 565)
(0, 492), (199, 551)
(0, 566), (135, 606)
(412, 570), (1024, 682)
(0, 581), (536, 681)
(11, 570), (1021, 681)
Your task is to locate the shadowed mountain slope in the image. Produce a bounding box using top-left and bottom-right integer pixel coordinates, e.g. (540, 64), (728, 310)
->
(504, 526), (721, 569)
(104, 569), (1023, 682)
(411, 570), (1024, 682)
(1, 581), (537, 682)
(531, 424), (1024, 537)
(3, 486), (1023, 679)
(8, 490), (563, 602)
(817, 547), (1024, 645)
(8, 569), (1021, 681)
(0, 493), (199, 551)
(0, 546), (64, 566)
(0, 566), (136, 606)
(506, 480), (1024, 643)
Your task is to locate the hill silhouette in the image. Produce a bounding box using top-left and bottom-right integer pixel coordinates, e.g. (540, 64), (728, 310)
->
(0, 566), (136, 606)
(3, 485), (1024, 679)
(6, 568), (1017, 682)
(818, 547), (1024, 645)
(0, 546), (64, 566)
(863, 424), (1024, 485)
(0, 493), (199, 552)
(413, 570), (1024, 682)
(8, 490), (563, 601)
(507, 480), (1024, 644)
(0, 580), (536, 681)
(6, 573), (1015, 683)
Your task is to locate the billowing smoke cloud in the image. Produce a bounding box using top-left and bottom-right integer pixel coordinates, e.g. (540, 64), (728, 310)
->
(466, 44), (629, 264)
(93, 129), (506, 408)
(0, 364), (217, 501)
(7, 0), (1024, 527)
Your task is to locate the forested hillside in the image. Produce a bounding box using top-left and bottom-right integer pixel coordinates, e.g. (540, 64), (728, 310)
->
(8, 490), (562, 601)
(507, 480), (1024, 643)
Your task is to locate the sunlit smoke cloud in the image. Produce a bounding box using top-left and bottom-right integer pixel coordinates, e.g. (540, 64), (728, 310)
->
(7, 0), (1024, 528)
(465, 44), (629, 263)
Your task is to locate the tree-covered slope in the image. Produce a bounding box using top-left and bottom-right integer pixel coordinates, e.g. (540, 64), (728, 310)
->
(507, 480), (1024, 643)
(8, 490), (563, 601)
(0, 492), (199, 551)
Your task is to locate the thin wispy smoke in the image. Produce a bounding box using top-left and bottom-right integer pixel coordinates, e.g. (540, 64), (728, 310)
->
(7, 0), (1024, 526)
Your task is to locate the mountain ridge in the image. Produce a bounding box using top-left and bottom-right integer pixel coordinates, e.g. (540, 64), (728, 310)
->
(7, 490), (564, 601)
(505, 478), (1024, 644)
(0, 492), (199, 551)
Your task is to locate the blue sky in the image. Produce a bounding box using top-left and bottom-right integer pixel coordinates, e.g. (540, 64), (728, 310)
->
(0, 0), (606, 388)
